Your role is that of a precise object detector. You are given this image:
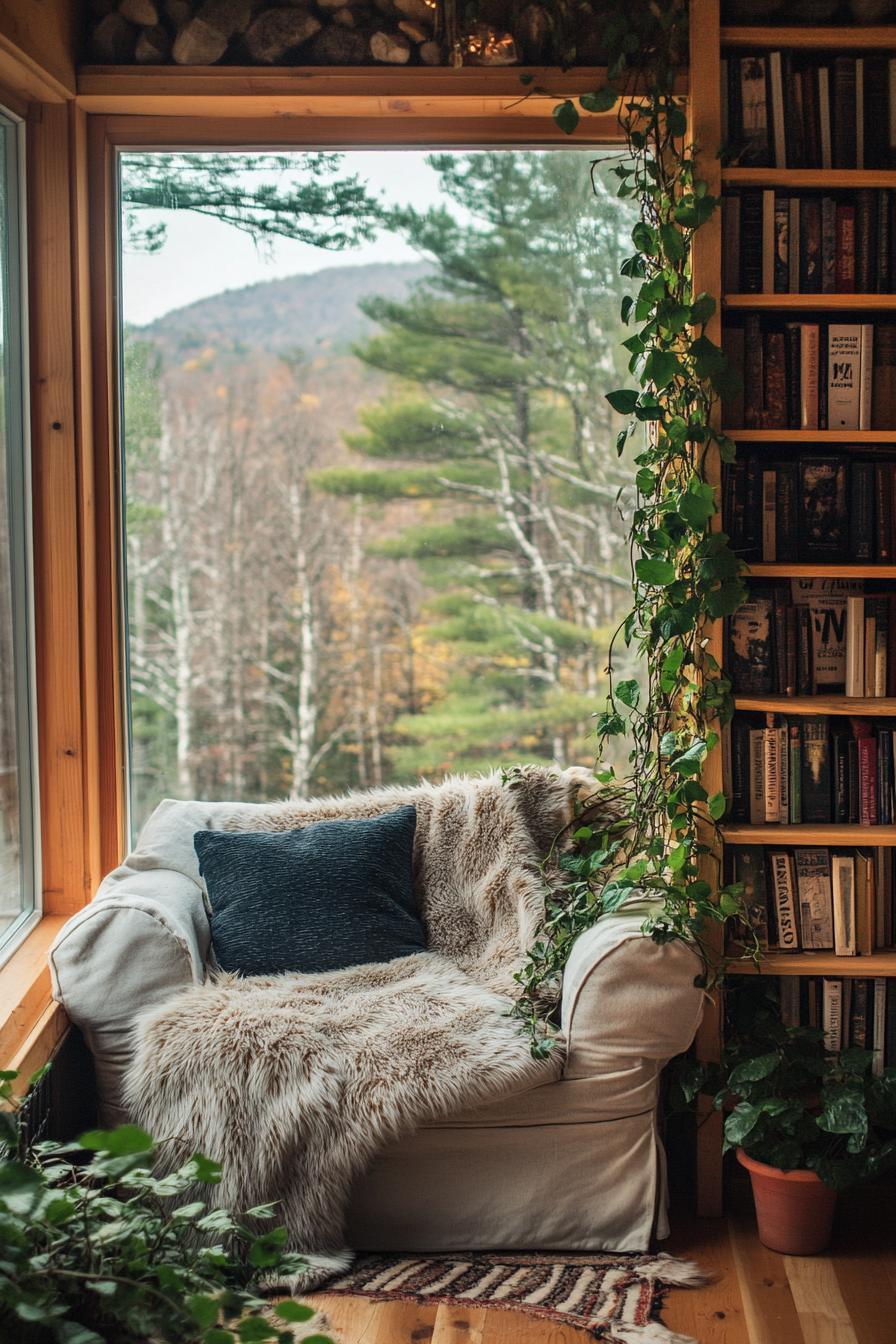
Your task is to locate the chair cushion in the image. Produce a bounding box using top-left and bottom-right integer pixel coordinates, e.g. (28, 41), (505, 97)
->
(194, 804), (426, 976)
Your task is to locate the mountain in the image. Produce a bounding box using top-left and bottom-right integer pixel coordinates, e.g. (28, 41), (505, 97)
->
(137, 259), (429, 362)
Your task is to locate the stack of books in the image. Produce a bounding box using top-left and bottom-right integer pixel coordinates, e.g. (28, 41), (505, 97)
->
(722, 318), (896, 429)
(778, 975), (895, 1066)
(723, 52), (896, 170)
(728, 844), (895, 954)
(727, 714), (896, 826)
(722, 190), (895, 294)
(727, 580), (896, 698)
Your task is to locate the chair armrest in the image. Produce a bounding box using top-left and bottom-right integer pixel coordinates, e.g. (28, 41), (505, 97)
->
(49, 801), (216, 1123)
(560, 901), (704, 1080)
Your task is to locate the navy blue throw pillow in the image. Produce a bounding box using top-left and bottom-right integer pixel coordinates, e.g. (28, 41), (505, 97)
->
(194, 805), (424, 976)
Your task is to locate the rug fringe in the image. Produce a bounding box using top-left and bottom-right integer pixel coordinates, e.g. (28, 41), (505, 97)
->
(634, 1254), (714, 1288)
(607, 1324), (699, 1344)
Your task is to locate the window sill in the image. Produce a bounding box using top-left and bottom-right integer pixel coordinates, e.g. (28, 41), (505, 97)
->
(0, 915), (69, 1081)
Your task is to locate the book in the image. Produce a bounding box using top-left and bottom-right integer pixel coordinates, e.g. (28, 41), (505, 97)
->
(850, 977), (869, 1047)
(854, 718), (879, 826)
(795, 847), (834, 949)
(860, 324), (874, 430)
(728, 592), (774, 693)
(764, 716), (782, 824)
(749, 728), (765, 825)
(798, 456), (847, 561)
(731, 846), (769, 950)
(822, 977), (843, 1052)
(873, 324), (896, 429)
(832, 854), (857, 956)
(847, 595), (865, 697)
(799, 324), (820, 430)
(801, 717), (831, 824)
(873, 977), (886, 1075)
(769, 850), (800, 951)
(740, 56), (771, 167)
(828, 325), (861, 431)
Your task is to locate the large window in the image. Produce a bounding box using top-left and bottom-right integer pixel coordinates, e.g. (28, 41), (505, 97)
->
(0, 106), (37, 958)
(119, 149), (636, 834)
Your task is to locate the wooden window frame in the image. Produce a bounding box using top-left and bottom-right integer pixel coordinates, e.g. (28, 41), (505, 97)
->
(0, 64), (682, 1081)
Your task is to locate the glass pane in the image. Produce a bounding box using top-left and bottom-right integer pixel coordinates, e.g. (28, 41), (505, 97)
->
(0, 109), (35, 950)
(119, 150), (635, 837)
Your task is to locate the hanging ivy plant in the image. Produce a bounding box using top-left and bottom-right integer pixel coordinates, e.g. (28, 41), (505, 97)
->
(512, 0), (756, 1055)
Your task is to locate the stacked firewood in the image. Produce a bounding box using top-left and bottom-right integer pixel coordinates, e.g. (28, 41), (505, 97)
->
(86, 0), (607, 66)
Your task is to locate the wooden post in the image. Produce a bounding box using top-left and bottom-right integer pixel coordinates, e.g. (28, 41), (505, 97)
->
(688, 0), (725, 1219)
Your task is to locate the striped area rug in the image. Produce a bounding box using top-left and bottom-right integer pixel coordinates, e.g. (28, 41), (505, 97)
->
(322, 1250), (709, 1343)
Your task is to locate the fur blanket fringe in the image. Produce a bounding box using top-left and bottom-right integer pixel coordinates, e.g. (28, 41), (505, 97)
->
(125, 767), (595, 1290)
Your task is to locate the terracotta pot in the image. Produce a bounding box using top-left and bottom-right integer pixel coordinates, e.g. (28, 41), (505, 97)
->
(737, 1148), (837, 1255)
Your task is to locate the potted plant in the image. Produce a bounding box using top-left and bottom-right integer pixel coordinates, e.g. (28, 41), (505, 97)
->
(0, 1067), (335, 1344)
(672, 983), (896, 1255)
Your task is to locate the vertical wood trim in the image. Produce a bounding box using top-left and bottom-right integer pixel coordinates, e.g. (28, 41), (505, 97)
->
(87, 114), (126, 873)
(28, 102), (89, 916)
(688, 0), (725, 1219)
(70, 101), (104, 894)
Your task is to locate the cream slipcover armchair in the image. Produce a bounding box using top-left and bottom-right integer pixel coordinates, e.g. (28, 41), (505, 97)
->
(50, 797), (704, 1253)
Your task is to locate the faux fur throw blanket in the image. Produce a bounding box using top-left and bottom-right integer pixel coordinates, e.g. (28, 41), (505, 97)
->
(124, 766), (595, 1292)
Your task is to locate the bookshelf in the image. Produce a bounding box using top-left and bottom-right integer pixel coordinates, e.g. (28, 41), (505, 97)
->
(690, 0), (896, 1218)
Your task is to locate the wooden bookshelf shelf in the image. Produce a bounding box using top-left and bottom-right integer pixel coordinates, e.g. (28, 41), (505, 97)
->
(744, 563), (896, 577)
(728, 950), (896, 976)
(722, 169), (896, 189)
(722, 823), (896, 844)
(724, 294), (896, 311)
(720, 25), (896, 50)
(735, 695), (896, 716)
(723, 430), (896, 442)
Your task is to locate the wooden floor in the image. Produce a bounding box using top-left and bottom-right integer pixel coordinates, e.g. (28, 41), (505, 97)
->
(308, 1184), (896, 1344)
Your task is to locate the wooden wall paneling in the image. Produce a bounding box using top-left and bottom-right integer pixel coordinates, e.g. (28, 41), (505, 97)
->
(28, 100), (93, 917)
(687, 0), (725, 1219)
(0, 0), (78, 104)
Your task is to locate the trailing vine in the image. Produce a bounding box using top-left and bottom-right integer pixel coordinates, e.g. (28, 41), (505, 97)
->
(512, 0), (754, 1056)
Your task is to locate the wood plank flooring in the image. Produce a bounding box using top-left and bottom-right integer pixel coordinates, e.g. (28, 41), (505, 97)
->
(307, 1184), (895, 1343)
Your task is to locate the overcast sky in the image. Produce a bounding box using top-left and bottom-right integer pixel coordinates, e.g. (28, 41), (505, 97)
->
(121, 150), (448, 326)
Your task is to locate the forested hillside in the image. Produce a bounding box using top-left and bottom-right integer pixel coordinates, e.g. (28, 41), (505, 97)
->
(124, 152), (636, 830)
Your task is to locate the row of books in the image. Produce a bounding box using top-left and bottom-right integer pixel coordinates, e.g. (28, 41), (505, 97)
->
(723, 453), (896, 563)
(727, 844), (896, 954)
(728, 714), (896, 827)
(722, 52), (896, 170)
(722, 190), (896, 295)
(722, 319), (896, 430)
(727, 580), (894, 697)
(777, 976), (895, 1065)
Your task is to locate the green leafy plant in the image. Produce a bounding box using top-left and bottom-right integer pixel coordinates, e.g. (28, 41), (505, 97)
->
(511, 0), (753, 1052)
(673, 985), (896, 1189)
(0, 1069), (333, 1344)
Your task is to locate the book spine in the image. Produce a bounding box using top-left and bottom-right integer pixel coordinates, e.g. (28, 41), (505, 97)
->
(832, 855), (857, 956)
(762, 189), (776, 293)
(875, 461), (892, 561)
(774, 194), (789, 294)
(764, 332), (788, 431)
(796, 846), (834, 949)
(762, 469), (777, 561)
(788, 198), (801, 294)
(764, 718), (781, 823)
(769, 850), (800, 951)
(850, 977), (868, 1046)
(769, 50), (787, 169)
(835, 203), (855, 292)
(799, 324), (820, 431)
(859, 734), (879, 826)
(822, 978), (843, 1052)
(785, 322), (801, 427)
(827, 324), (861, 431)
(855, 190), (875, 293)
(745, 315), (764, 428)
(819, 65), (832, 170)
(849, 461), (873, 562)
(873, 976), (886, 1075)
(801, 717), (831, 824)
(749, 729), (765, 824)
(789, 722), (802, 824)
(778, 724), (789, 823)
(856, 57), (865, 171)
(821, 195), (836, 294)
(741, 190), (763, 293)
(887, 981), (896, 1070)
(800, 197), (822, 294)
(865, 612), (876, 697)
(860, 323), (874, 431)
(722, 194), (741, 294)
(878, 190), (890, 293)
(847, 595), (866, 697)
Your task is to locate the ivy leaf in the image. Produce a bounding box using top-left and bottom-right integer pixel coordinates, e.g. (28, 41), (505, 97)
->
(606, 388), (638, 415)
(519, 72), (535, 86)
(615, 679), (640, 708)
(635, 557), (676, 586)
(690, 292), (716, 325)
(643, 349), (681, 390)
(275, 1303), (316, 1323)
(552, 100), (580, 135)
(666, 103), (688, 137)
(78, 1126), (154, 1156)
(708, 792), (727, 820)
(678, 478), (716, 529)
(580, 87), (618, 114)
(659, 223), (685, 263)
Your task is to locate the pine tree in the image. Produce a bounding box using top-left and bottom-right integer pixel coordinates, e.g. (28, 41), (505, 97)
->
(314, 150), (635, 777)
(121, 152), (382, 253)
